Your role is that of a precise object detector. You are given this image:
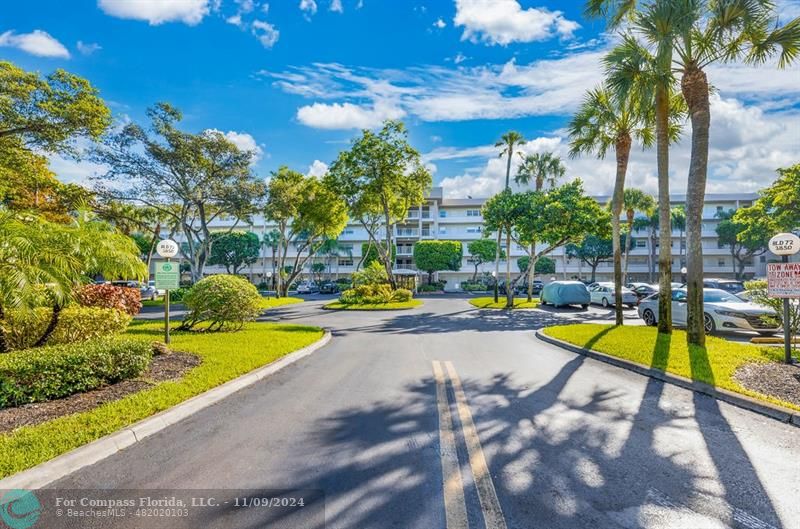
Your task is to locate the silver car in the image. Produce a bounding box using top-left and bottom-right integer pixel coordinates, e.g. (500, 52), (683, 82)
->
(589, 282), (639, 308)
(638, 288), (780, 336)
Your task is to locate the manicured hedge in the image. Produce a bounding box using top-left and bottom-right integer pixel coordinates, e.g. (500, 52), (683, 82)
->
(181, 275), (262, 331)
(0, 337), (152, 408)
(4, 306), (133, 351)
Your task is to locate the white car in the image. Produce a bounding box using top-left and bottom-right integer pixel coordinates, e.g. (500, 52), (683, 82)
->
(296, 282), (318, 294)
(148, 280), (166, 296)
(589, 282), (639, 308)
(638, 288), (781, 336)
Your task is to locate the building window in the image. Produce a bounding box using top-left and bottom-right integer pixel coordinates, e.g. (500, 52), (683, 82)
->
(716, 205), (723, 213)
(717, 258), (725, 267)
(718, 240), (725, 249)
(760, 255), (767, 263)
(466, 226), (481, 233)
(466, 209), (481, 217)
(439, 227), (447, 234)
(338, 258), (353, 266)
(439, 210), (447, 218)
(636, 240), (647, 248)
(342, 228), (354, 235)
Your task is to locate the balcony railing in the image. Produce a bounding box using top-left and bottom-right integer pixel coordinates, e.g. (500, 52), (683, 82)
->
(396, 228), (419, 237)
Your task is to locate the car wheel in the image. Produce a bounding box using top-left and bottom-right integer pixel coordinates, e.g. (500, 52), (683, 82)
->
(642, 309), (656, 327)
(703, 313), (716, 333)
(601, 297), (609, 308)
(757, 331), (779, 337)
(581, 304), (588, 310)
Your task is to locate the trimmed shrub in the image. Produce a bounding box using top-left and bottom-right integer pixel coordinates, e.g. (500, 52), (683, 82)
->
(181, 274), (262, 331)
(4, 306), (132, 351)
(168, 287), (190, 303)
(352, 261), (389, 287)
(0, 337), (152, 408)
(75, 283), (142, 315)
(391, 289), (413, 302)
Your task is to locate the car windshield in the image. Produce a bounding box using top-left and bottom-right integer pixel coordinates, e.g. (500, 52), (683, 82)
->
(718, 282), (744, 292)
(703, 290), (743, 303)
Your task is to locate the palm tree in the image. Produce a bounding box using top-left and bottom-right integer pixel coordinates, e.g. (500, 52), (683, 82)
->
(622, 189), (656, 285)
(568, 86), (653, 325)
(671, 205), (686, 267)
(633, 210), (659, 283)
(593, 0), (800, 346)
(262, 229), (280, 290)
(318, 237), (341, 280)
(604, 30), (687, 336)
(493, 131), (526, 305)
(516, 152), (565, 190)
(514, 152), (566, 301)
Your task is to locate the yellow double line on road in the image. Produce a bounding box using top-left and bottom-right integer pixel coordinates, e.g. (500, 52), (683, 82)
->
(433, 361), (507, 529)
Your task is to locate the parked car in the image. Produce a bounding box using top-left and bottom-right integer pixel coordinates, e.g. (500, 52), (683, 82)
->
(296, 282), (319, 294)
(319, 281), (339, 294)
(702, 278), (746, 294)
(112, 280), (157, 301)
(589, 282), (639, 308)
(540, 281), (590, 309)
(628, 283), (658, 300)
(638, 288), (780, 335)
(148, 280), (165, 296)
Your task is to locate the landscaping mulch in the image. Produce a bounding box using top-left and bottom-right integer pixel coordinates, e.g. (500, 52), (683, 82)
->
(734, 361), (800, 408)
(0, 352), (201, 434)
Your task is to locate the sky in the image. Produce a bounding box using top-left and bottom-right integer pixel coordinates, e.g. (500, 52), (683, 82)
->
(3, 0), (800, 198)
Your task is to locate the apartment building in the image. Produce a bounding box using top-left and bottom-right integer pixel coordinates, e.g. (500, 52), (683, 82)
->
(205, 188), (768, 289)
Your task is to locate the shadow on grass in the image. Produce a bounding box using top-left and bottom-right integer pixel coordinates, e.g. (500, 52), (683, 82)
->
(651, 332), (671, 371)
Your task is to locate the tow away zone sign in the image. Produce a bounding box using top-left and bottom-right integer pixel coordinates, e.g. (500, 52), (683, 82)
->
(767, 262), (800, 298)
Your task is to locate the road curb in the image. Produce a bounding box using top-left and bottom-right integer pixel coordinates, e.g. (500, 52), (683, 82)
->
(0, 331), (332, 490)
(534, 330), (800, 428)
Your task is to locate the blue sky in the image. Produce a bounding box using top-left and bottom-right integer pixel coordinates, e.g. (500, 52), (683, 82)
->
(3, 0), (800, 197)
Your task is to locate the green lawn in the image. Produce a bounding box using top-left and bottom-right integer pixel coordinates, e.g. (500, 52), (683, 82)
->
(141, 298), (166, 307)
(542, 324), (797, 412)
(258, 296), (304, 309)
(469, 296), (540, 309)
(0, 321), (324, 479)
(323, 300), (423, 310)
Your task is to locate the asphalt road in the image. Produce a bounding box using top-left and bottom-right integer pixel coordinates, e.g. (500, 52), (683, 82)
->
(54, 297), (799, 529)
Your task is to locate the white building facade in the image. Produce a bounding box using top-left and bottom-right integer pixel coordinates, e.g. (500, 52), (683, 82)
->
(205, 188), (767, 289)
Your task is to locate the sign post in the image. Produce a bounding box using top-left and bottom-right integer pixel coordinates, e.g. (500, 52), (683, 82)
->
(767, 233), (800, 364)
(155, 239), (180, 345)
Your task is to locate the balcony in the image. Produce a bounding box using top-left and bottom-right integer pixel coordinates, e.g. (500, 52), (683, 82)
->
(395, 228), (419, 238)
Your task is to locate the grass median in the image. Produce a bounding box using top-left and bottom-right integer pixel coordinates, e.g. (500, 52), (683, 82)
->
(469, 296), (539, 309)
(323, 300), (423, 310)
(258, 296), (304, 309)
(0, 321), (324, 479)
(542, 324), (798, 412)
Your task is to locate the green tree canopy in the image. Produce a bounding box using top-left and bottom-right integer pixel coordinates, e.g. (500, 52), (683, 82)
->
(93, 103), (265, 282)
(715, 209), (768, 279)
(517, 255), (555, 275)
(413, 240), (463, 283)
(208, 231), (261, 275)
(735, 164), (800, 241)
(361, 242), (396, 268)
(0, 61), (110, 154)
(566, 235), (614, 283)
(327, 120), (431, 285)
(265, 166), (348, 296)
(467, 239), (504, 280)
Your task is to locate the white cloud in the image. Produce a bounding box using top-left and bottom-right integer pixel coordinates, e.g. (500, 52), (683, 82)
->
(453, 0), (579, 46)
(437, 95), (799, 199)
(76, 40), (102, 55)
(297, 101), (405, 129)
(300, 0), (317, 15)
(97, 0), (210, 25)
(434, 18), (446, 29)
(330, 0), (343, 13)
(252, 19), (279, 48)
(226, 14), (243, 26)
(307, 159), (329, 177)
(453, 52), (468, 64)
(205, 129), (264, 163)
(0, 30), (70, 58)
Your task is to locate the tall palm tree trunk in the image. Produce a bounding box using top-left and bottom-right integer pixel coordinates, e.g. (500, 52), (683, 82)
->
(493, 231), (501, 303)
(505, 231), (513, 308)
(526, 243), (536, 302)
(612, 135), (631, 326)
(683, 66), (711, 346)
(623, 214), (634, 284)
(655, 86), (673, 334)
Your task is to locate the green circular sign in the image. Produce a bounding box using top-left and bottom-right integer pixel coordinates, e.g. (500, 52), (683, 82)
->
(1, 489), (41, 529)
(162, 263), (173, 272)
